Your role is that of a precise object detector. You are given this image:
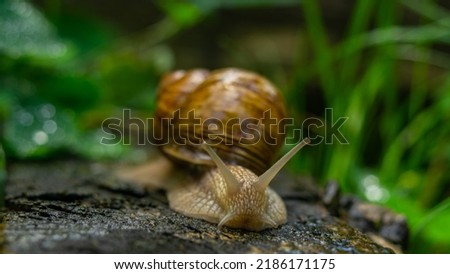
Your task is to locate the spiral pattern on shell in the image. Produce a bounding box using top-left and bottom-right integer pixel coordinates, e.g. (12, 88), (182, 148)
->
(153, 68), (287, 175)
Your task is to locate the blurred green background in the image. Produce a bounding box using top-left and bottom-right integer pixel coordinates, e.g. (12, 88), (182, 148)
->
(0, 0), (449, 253)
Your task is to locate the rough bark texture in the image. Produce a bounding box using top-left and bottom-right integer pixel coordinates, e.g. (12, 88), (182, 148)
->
(0, 160), (408, 253)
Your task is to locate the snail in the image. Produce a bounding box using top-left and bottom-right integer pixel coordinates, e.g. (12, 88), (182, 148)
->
(148, 68), (310, 231)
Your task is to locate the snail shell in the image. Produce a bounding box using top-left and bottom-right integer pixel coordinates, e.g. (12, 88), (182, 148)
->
(154, 68), (309, 231)
(154, 68), (287, 174)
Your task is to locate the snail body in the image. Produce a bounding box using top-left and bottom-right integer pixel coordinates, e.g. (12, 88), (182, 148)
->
(154, 68), (309, 231)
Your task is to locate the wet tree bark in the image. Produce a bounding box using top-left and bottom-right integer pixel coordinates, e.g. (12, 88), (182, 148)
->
(0, 160), (407, 253)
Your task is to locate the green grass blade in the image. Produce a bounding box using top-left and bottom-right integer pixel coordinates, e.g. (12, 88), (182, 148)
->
(301, 0), (336, 103)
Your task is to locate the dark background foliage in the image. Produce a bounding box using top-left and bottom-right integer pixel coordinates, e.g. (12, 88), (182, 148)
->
(0, 0), (449, 253)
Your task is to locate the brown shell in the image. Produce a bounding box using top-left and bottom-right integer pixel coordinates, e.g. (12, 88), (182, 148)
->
(153, 68), (287, 175)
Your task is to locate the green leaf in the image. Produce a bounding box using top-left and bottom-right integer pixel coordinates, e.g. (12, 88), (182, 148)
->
(3, 101), (128, 160)
(72, 129), (130, 160)
(39, 75), (101, 111)
(158, 0), (203, 27)
(3, 102), (78, 159)
(0, 0), (68, 59)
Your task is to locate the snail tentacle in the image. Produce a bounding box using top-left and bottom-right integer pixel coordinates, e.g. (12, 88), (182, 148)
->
(201, 142), (241, 195)
(256, 138), (311, 191)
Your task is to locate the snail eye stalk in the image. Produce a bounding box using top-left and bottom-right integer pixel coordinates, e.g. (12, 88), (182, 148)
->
(256, 138), (310, 191)
(201, 142), (241, 195)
